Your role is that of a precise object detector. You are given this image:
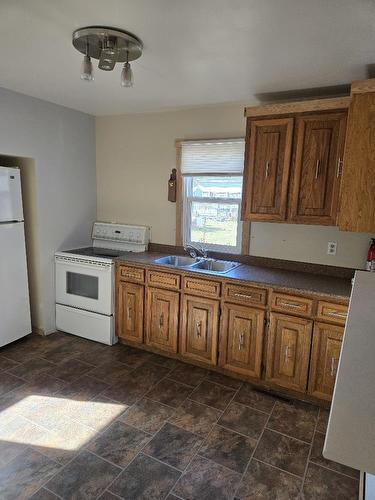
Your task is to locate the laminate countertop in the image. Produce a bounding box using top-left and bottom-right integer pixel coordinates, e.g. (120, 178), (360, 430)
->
(116, 252), (353, 300)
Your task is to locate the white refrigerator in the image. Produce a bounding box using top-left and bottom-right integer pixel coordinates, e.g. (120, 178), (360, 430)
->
(0, 166), (31, 346)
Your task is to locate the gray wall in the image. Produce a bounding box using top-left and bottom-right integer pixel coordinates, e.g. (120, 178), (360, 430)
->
(0, 87), (96, 334)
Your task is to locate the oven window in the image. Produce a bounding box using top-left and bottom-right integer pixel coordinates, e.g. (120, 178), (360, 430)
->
(66, 272), (99, 300)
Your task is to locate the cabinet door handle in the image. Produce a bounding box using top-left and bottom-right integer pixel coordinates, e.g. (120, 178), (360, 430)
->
(336, 158), (343, 177)
(265, 161), (270, 178)
(284, 345), (290, 363)
(315, 159), (320, 179)
(159, 313), (164, 328)
(331, 357), (338, 377)
(238, 332), (245, 350)
(196, 320), (202, 338)
(127, 307), (132, 320)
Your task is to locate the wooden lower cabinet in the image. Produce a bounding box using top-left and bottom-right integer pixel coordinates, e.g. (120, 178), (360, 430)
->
(220, 303), (264, 378)
(308, 322), (344, 401)
(265, 312), (313, 392)
(180, 295), (220, 366)
(117, 281), (144, 343)
(145, 287), (179, 353)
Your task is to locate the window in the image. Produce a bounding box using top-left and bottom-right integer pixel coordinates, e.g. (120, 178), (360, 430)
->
(179, 139), (245, 254)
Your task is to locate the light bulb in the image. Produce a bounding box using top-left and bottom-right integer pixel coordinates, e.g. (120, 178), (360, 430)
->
(121, 62), (133, 87)
(81, 55), (94, 81)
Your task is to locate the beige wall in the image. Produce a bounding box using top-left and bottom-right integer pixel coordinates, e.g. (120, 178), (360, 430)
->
(96, 104), (374, 269)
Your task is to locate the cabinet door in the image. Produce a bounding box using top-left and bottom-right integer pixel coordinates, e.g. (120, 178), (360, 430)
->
(180, 295), (219, 366)
(308, 322), (343, 401)
(266, 313), (312, 392)
(242, 118), (293, 221)
(117, 281), (144, 343)
(145, 287), (179, 353)
(220, 303), (264, 379)
(289, 112), (347, 225)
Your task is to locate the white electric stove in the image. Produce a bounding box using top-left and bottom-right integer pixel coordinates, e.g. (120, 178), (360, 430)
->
(55, 222), (150, 345)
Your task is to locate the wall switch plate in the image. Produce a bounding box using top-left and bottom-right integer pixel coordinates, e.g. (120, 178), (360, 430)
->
(327, 241), (337, 255)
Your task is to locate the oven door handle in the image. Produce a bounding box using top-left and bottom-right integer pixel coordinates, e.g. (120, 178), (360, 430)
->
(55, 257), (113, 272)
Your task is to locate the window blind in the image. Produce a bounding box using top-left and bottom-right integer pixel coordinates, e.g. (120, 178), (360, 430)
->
(180, 138), (245, 175)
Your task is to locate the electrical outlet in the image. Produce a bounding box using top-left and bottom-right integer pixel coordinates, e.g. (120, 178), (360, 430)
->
(327, 241), (337, 256)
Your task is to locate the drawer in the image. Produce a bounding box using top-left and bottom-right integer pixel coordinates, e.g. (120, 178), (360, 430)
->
(223, 283), (267, 306)
(119, 265), (145, 283)
(147, 270), (181, 290)
(271, 292), (313, 317)
(317, 301), (348, 325)
(183, 276), (221, 298)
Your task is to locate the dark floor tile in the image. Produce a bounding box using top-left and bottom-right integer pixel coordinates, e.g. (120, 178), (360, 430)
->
(173, 455), (240, 500)
(54, 375), (109, 400)
(147, 352), (178, 369)
(303, 462), (359, 500)
(102, 373), (150, 405)
(97, 491), (119, 500)
(166, 495), (180, 500)
(120, 397), (173, 434)
(131, 362), (171, 387)
(146, 378), (192, 408)
(169, 362), (208, 387)
(46, 450), (121, 499)
(235, 459), (302, 500)
(7, 357), (55, 382)
(143, 422), (202, 470)
(235, 384), (278, 414)
(109, 453), (180, 499)
(190, 381), (236, 410)
(68, 393), (128, 431)
(87, 360), (132, 385)
(0, 356), (19, 372)
(316, 408), (330, 434)
(200, 425), (256, 473)
(48, 358), (94, 383)
(254, 429), (310, 477)
(115, 346), (153, 367)
(204, 371), (243, 389)
(29, 488), (61, 499)
(267, 400), (318, 442)
(0, 371), (25, 396)
(0, 448), (61, 500)
(310, 431), (359, 479)
(40, 339), (86, 364)
(219, 402), (268, 440)
(170, 399), (221, 437)
(89, 420), (151, 467)
(14, 373), (67, 396)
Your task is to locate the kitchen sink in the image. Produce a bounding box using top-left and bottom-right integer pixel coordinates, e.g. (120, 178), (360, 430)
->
(192, 259), (240, 273)
(154, 255), (199, 267)
(153, 255), (240, 274)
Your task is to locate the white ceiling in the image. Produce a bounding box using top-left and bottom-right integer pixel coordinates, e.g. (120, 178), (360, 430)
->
(0, 0), (374, 116)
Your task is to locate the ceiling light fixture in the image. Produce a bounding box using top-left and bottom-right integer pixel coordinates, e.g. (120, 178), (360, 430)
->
(72, 26), (142, 87)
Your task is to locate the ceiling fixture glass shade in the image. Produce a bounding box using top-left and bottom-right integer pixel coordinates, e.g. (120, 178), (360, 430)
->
(81, 55), (93, 81)
(72, 26), (143, 88)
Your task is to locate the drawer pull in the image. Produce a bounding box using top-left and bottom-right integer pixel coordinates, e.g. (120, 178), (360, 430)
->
(328, 311), (347, 319)
(234, 292), (252, 299)
(159, 313), (164, 328)
(279, 301), (301, 309)
(238, 332), (245, 350)
(331, 357), (338, 377)
(123, 272), (137, 278)
(196, 321), (202, 338)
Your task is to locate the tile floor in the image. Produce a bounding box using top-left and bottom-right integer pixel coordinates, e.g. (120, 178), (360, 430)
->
(0, 332), (359, 499)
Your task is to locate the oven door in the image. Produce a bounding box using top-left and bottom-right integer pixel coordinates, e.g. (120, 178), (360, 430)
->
(55, 256), (113, 315)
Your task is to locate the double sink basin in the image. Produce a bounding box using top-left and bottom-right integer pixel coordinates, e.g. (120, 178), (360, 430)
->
(154, 255), (240, 274)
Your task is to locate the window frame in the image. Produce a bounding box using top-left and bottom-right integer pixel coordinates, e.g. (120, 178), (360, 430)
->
(175, 139), (250, 255)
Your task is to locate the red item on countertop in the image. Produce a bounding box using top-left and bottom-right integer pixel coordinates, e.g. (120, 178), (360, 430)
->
(366, 238), (375, 271)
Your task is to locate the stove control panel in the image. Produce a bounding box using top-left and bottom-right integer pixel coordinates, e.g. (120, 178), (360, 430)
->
(92, 222), (150, 252)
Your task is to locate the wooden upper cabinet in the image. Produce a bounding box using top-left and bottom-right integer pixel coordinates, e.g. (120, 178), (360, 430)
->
(145, 287), (179, 353)
(242, 118), (293, 221)
(338, 83), (375, 232)
(180, 295), (219, 366)
(117, 281), (144, 343)
(220, 303), (264, 379)
(308, 322), (344, 401)
(265, 312), (313, 392)
(289, 112), (347, 225)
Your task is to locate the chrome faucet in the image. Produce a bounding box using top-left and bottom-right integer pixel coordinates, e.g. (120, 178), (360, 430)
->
(184, 244), (208, 259)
